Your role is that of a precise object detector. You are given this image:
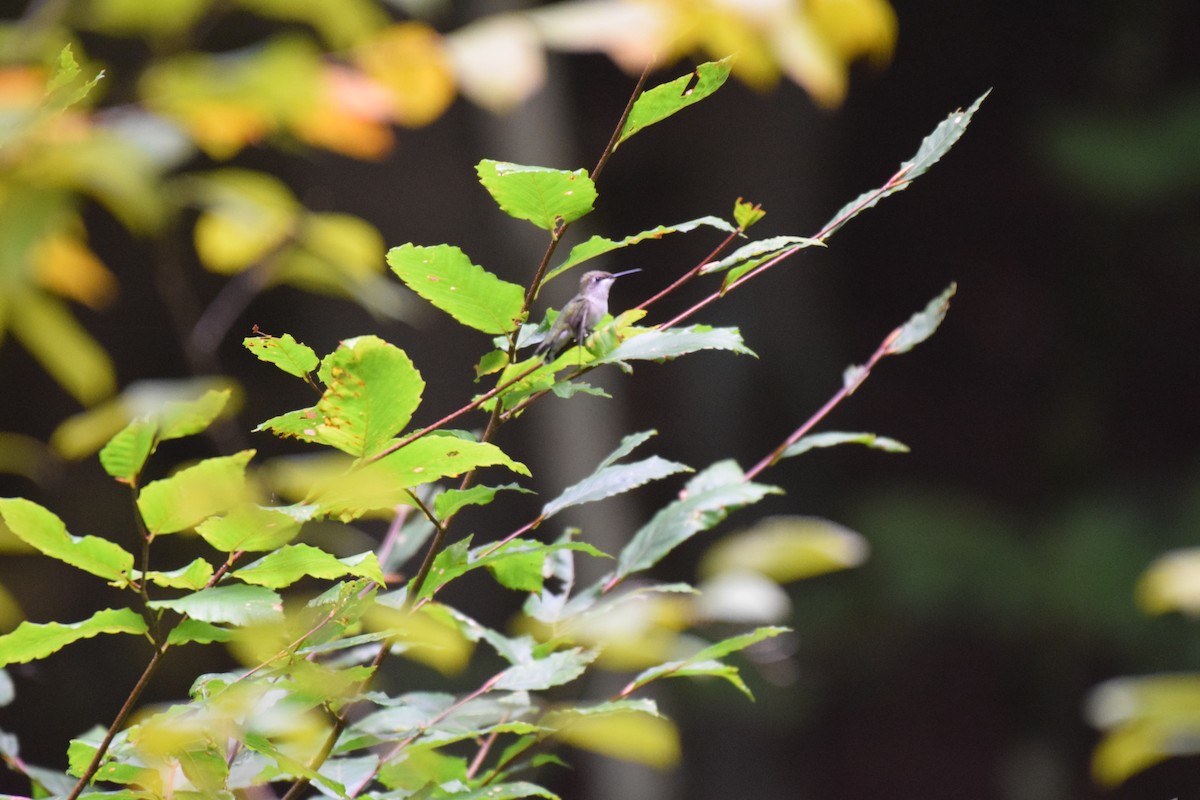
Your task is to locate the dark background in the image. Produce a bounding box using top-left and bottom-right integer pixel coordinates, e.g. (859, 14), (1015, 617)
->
(3, 1), (1200, 799)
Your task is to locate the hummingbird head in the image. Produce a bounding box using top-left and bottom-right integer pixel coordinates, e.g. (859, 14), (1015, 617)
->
(578, 268), (641, 296)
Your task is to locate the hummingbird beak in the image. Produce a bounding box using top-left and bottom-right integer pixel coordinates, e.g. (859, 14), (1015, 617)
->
(610, 268), (642, 278)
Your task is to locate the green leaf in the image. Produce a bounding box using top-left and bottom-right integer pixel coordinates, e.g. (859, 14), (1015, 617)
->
(195, 503), (308, 552)
(597, 430), (658, 469)
(542, 705), (679, 768)
(542, 456), (691, 520)
(0, 498), (134, 582)
(9, 290), (115, 405)
(617, 57), (734, 148)
(156, 388), (233, 441)
(99, 418), (157, 483)
(609, 461), (781, 584)
(886, 282), (957, 354)
(166, 619), (233, 646)
(0, 608), (147, 666)
(314, 336), (425, 459)
(781, 431), (909, 459)
(476, 160), (597, 230)
(626, 627), (787, 699)
(820, 92), (988, 239)
(433, 483), (532, 521)
(699, 516), (870, 582)
(244, 331), (320, 378)
(543, 216), (735, 286)
(147, 584), (283, 625)
(140, 557), (215, 590)
(437, 782), (560, 800)
(314, 437), (529, 521)
(232, 545), (384, 589)
(699, 236), (824, 275)
(733, 198), (765, 230)
(44, 45), (105, 114)
(387, 243), (525, 335)
(495, 648), (596, 692)
(596, 325), (755, 364)
(137, 450), (255, 534)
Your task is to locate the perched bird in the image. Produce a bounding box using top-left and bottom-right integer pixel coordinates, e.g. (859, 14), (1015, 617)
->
(533, 269), (641, 360)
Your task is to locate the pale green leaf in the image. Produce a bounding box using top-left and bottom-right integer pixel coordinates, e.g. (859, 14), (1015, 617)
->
(0, 608), (147, 666)
(820, 92), (988, 239)
(610, 461), (780, 584)
(0, 498), (133, 582)
(99, 418), (157, 483)
(542, 456), (691, 520)
(314, 336), (425, 459)
(137, 451), (255, 534)
(476, 160), (597, 230)
(887, 283), (957, 354)
(781, 431), (909, 459)
(494, 648), (596, 691)
(596, 325), (755, 364)
(9, 291), (115, 405)
(433, 483), (532, 521)
(698, 236), (824, 275)
(231, 545), (384, 588)
(617, 57), (734, 148)
(156, 388), (233, 440)
(244, 332), (319, 378)
(140, 557), (214, 590)
(627, 627), (787, 699)
(166, 619), (233, 646)
(542, 706), (679, 768)
(147, 584), (283, 625)
(314, 437), (529, 521)
(387, 243), (525, 334)
(733, 198), (765, 230)
(544, 216), (735, 286)
(194, 503), (306, 553)
(439, 782), (559, 800)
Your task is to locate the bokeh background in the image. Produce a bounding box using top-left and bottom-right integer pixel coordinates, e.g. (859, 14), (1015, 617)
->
(2, 1), (1200, 799)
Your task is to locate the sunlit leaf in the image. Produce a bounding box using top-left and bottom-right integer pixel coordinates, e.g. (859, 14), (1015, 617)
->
(699, 516), (869, 582)
(0, 608), (147, 666)
(733, 198), (765, 230)
(0, 498), (133, 582)
(137, 451), (255, 534)
(157, 389), (233, 441)
(9, 290), (115, 405)
(476, 160), (597, 230)
(314, 335), (425, 459)
(1137, 548), (1200, 615)
(617, 58), (733, 148)
(314, 437), (529, 521)
(542, 706), (679, 768)
(232, 545), (384, 589)
(140, 557), (215, 590)
(363, 603), (472, 675)
(147, 584), (283, 625)
(189, 169), (299, 274)
(99, 419), (157, 483)
(354, 22), (457, 127)
(1087, 674), (1200, 786)
(195, 503), (307, 553)
(243, 332), (319, 379)
(433, 483), (532, 521)
(387, 243), (525, 335)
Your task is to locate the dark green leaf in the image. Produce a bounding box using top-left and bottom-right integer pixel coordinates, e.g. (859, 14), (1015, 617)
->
(596, 325), (755, 364)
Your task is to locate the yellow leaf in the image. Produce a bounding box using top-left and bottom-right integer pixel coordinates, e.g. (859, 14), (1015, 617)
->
(544, 707), (680, 768)
(698, 515), (869, 583)
(364, 602), (473, 675)
(192, 169), (299, 274)
(292, 66), (395, 160)
(355, 23), (457, 127)
(1137, 548), (1200, 615)
(9, 290), (114, 405)
(808, 0), (897, 64)
(31, 232), (118, 309)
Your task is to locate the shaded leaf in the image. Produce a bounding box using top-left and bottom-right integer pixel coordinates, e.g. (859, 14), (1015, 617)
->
(476, 159), (597, 230)
(617, 58), (734, 147)
(781, 431), (909, 459)
(0, 608), (147, 666)
(610, 461), (780, 584)
(887, 282), (956, 354)
(147, 584), (283, 626)
(0, 498), (133, 582)
(626, 626), (788, 699)
(542, 455), (691, 520)
(596, 325), (755, 365)
(544, 216), (735, 285)
(494, 648), (596, 691)
(433, 484), (532, 520)
(387, 243), (525, 334)
(699, 235), (823, 275)
(166, 619), (233, 646)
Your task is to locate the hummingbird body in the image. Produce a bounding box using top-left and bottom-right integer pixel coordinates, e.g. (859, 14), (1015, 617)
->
(534, 269), (640, 360)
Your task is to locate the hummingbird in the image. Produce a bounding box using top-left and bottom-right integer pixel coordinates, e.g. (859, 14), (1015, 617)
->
(533, 268), (641, 360)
